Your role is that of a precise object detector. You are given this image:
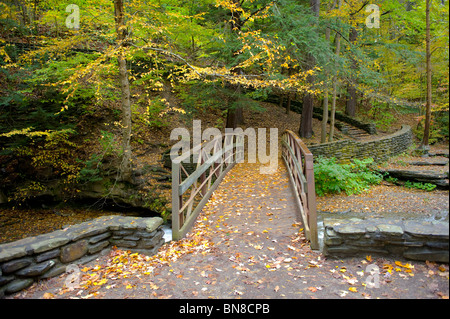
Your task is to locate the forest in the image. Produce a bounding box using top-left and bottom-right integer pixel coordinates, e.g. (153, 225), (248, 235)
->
(0, 0), (449, 301)
(0, 0), (448, 217)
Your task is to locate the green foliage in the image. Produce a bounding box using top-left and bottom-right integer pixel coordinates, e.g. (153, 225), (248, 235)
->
(313, 157), (383, 196)
(77, 130), (122, 184)
(98, 130), (122, 158)
(414, 110), (449, 144)
(404, 180), (437, 191)
(176, 81), (264, 117)
(76, 153), (103, 184)
(367, 101), (396, 131)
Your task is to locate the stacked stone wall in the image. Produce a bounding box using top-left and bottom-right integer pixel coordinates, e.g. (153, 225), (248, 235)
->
(323, 217), (449, 263)
(0, 216), (165, 297)
(308, 125), (413, 162)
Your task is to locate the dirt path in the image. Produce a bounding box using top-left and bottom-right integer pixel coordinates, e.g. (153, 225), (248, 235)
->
(8, 162), (449, 300)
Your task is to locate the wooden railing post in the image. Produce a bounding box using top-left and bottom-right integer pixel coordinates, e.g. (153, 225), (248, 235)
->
(171, 160), (181, 240)
(304, 152), (318, 250)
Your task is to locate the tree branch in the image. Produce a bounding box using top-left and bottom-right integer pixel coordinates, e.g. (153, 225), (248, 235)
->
(349, 0), (369, 16)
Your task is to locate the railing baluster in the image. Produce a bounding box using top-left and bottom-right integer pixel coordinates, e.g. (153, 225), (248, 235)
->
(281, 130), (318, 250)
(171, 133), (242, 241)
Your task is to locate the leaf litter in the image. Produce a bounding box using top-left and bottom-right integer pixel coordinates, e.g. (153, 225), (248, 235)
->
(14, 161), (450, 299)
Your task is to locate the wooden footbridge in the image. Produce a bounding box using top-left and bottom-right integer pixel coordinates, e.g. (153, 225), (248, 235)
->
(171, 130), (319, 250)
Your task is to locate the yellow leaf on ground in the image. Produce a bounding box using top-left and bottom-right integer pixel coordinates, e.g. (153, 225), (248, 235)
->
(349, 287), (358, 293)
(43, 292), (54, 299)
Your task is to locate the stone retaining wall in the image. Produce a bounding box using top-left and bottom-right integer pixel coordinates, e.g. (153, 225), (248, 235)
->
(0, 216), (165, 297)
(308, 125), (413, 162)
(323, 217), (449, 263)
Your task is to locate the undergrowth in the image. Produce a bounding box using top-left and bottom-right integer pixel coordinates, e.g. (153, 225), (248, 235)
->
(314, 157), (383, 196)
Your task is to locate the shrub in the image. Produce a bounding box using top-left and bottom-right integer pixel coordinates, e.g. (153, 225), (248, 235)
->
(313, 157), (383, 196)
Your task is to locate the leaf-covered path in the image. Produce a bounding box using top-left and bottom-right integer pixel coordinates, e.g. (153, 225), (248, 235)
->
(10, 162), (449, 299)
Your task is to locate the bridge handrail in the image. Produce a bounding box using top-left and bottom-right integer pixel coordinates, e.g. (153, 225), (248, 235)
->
(171, 133), (244, 240)
(281, 130), (319, 249)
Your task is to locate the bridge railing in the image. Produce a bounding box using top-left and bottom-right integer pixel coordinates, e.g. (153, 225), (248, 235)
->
(171, 133), (244, 240)
(281, 130), (319, 249)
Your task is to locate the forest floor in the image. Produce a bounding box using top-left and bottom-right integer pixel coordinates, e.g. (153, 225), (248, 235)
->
(7, 161), (449, 300)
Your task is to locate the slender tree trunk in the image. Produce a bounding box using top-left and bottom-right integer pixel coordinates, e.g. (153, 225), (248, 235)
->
(225, 68), (244, 129)
(420, 0), (432, 150)
(345, 27), (358, 117)
(329, 0), (342, 142)
(300, 93), (314, 138)
(114, 0), (133, 182)
(286, 93), (291, 115)
(225, 3), (245, 129)
(321, 26), (331, 143)
(299, 0), (320, 139)
(226, 106), (244, 129)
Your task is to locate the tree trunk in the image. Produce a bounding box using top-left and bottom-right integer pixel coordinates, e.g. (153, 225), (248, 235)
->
(299, 0), (320, 139)
(299, 93), (314, 138)
(329, 0), (342, 142)
(226, 106), (244, 129)
(321, 26), (331, 143)
(114, 0), (133, 182)
(225, 5), (245, 129)
(345, 27), (358, 117)
(420, 0), (432, 150)
(286, 93), (291, 115)
(346, 84), (357, 117)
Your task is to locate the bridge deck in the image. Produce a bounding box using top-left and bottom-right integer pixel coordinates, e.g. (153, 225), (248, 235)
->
(149, 161), (322, 298)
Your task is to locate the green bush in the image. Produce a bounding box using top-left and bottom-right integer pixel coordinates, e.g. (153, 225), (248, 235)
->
(313, 157), (383, 196)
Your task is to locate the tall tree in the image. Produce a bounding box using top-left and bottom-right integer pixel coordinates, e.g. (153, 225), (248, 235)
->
(321, 25), (331, 143)
(114, 0), (133, 182)
(328, 0), (343, 142)
(345, 26), (358, 117)
(299, 0), (320, 138)
(420, 0), (432, 150)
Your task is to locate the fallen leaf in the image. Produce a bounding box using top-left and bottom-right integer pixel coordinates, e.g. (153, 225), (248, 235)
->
(348, 287), (358, 293)
(437, 292), (449, 299)
(361, 292), (371, 299)
(308, 286), (317, 292)
(43, 292), (54, 299)
(274, 285), (280, 292)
